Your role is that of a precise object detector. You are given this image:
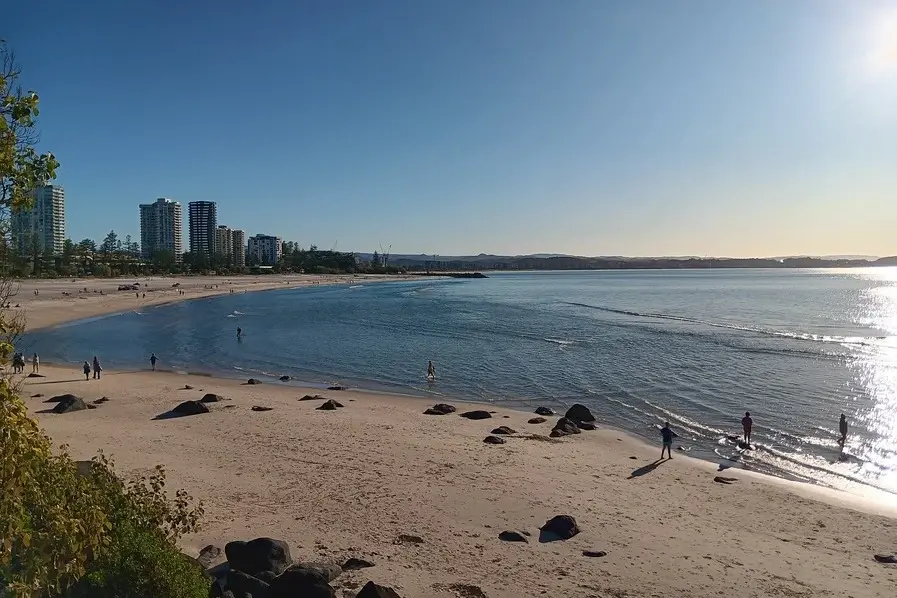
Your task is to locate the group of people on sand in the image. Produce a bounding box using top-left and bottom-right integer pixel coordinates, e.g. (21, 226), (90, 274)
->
(82, 356), (102, 380)
(11, 352), (39, 374)
(659, 411), (850, 460)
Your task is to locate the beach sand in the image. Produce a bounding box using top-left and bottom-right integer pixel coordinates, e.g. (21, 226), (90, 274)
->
(22, 363), (897, 598)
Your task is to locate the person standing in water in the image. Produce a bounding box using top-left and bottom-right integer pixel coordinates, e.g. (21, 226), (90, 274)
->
(150, 353), (157, 371)
(237, 327), (242, 339)
(838, 414), (848, 448)
(741, 411), (753, 446)
(427, 360), (436, 381)
(660, 421), (678, 459)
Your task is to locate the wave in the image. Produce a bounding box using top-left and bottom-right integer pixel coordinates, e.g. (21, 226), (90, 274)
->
(544, 338), (575, 347)
(566, 302), (886, 345)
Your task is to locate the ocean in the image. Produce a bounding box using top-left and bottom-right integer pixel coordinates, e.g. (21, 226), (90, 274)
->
(24, 268), (897, 497)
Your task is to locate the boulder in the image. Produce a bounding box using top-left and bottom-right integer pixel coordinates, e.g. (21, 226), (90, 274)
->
(528, 417), (547, 424)
(565, 403), (596, 423)
(423, 403), (456, 415)
(225, 537), (292, 576)
(201, 393), (224, 403)
(251, 405), (274, 412)
(356, 581), (403, 598)
(300, 394), (323, 401)
(52, 396), (89, 414)
(225, 570), (271, 597)
(483, 435), (506, 444)
(269, 565), (335, 598)
(247, 378), (262, 385)
(490, 426), (516, 435)
(317, 399), (344, 410)
(198, 544), (222, 568)
(498, 531), (528, 543)
(47, 393), (80, 403)
(279, 375), (291, 381)
(713, 476), (738, 485)
(534, 406), (555, 416)
(172, 400), (210, 416)
(540, 515), (580, 540)
(289, 562), (342, 582)
(873, 554), (897, 564)
(583, 550), (608, 558)
(549, 417), (581, 437)
(460, 410), (492, 420)
(577, 421), (597, 431)
(342, 557), (375, 570)
(184, 384), (194, 390)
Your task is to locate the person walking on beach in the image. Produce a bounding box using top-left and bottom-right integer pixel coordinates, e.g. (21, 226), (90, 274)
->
(92, 356), (102, 379)
(83, 360), (91, 381)
(838, 414), (848, 448)
(31, 353), (39, 374)
(150, 353), (157, 371)
(427, 360), (436, 381)
(660, 421), (678, 459)
(741, 412), (753, 446)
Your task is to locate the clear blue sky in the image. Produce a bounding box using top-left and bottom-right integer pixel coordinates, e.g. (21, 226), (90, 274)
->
(7, 0), (897, 257)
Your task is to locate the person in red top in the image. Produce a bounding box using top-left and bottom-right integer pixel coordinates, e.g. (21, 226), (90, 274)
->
(741, 412), (753, 445)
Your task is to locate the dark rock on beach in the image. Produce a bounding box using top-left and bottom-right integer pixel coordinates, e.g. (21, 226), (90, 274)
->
(183, 384), (194, 390)
(540, 515), (580, 541)
(317, 399), (344, 410)
(31, 393), (44, 398)
(528, 417), (547, 424)
(201, 393), (224, 403)
(225, 537), (292, 576)
(251, 405), (273, 412)
(247, 378), (262, 385)
(583, 550), (608, 558)
(93, 396), (109, 404)
(549, 417), (581, 437)
(499, 530), (529, 543)
(577, 421), (597, 431)
(198, 545), (222, 568)
(46, 393), (80, 403)
(172, 400), (210, 416)
(565, 403), (596, 423)
(269, 565), (336, 598)
(356, 581), (403, 598)
(491, 426), (516, 435)
(300, 394), (323, 401)
(714, 476), (738, 485)
(535, 406), (555, 416)
(483, 435), (506, 444)
(51, 395), (89, 414)
(27, 373), (45, 378)
(327, 385), (347, 391)
(225, 570), (271, 597)
(874, 554), (897, 563)
(279, 375), (291, 381)
(342, 557), (375, 570)
(287, 562), (342, 583)
(423, 403), (456, 415)
(460, 410), (492, 420)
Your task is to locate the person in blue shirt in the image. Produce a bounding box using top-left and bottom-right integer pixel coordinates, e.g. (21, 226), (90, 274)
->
(660, 421), (678, 460)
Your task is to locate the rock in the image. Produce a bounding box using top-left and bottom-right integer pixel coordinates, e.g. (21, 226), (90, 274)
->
(52, 395), (89, 414)
(583, 550), (608, 558)
(225, 537), (292, 576)
(172, 400), (210, 416)
(46, 393), (80, 403)
(873, 554), (897, 563)
(395, 534), (424, 544)
(198, 545), (222, 568)
(93, 396), (109, 404)
(251, 405), (274, 412)
(356, 581), (402, 598)
(527, 417), (547, 424)
(279, 375), (291, 381)
(423, 403), (456, 415)
(31, 393), (44, 398)
(268, 565), (336, 598)
(299, 394), (323, 401)
(564, 403), (596, 423)
(447, 584), (487, 598)
(498, 531), (528, 543)
(577, 421), (597, 431)
(201, 393), (225, 403)
(540, 515), (580, 540)
(290, 562), (342, 582)
(713, 476), (738, 485)
(184, 384), (194, 390)
(549, 417), (581, 437)
(341, 557), (375, 570)
(27, 373), (45, 378)
(460, 410), (491, 420)
(225, 570), (271, 598)
(534, 406), (555, 416)
(327, 385), (347, 391)
(317, 399), (344, 410)
(247, 378), (262, 385)
(483, 435), (506, 444)
(490, 426), (516, 435)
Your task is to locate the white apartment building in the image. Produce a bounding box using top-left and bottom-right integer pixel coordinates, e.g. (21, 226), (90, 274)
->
(247, 234), (282, 266)
(139, 198), (183, 261)
(12, 185), (66, 255)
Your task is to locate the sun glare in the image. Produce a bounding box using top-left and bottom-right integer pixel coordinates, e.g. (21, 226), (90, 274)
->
(865, 9), (897, 76)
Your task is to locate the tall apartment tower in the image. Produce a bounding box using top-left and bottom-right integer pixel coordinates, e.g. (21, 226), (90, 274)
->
(188, 201), (217, 256)
(231, 229), (246, 267)
(12, 185), (66, 255)
(247, 234), (283, 266)
(139, 198), (183, 261)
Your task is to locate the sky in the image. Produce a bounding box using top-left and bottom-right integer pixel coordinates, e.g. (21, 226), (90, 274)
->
(6, 0), (897, 258)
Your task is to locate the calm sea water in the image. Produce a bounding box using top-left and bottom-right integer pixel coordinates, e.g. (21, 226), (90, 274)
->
(24, 269), (897, 496)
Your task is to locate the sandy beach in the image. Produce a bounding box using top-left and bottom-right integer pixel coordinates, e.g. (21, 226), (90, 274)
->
(11, 280), (897, 597)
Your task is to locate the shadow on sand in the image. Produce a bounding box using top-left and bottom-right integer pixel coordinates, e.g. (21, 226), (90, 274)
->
(627, 458), (667, 479)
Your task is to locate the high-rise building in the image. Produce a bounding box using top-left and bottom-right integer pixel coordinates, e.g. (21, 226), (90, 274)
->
(214, 225), (233, 258)
(139, 198), (183, 261)
(12, 185), (66, 255)
(231, 229), (246, 267)
(188, 201), (217, 256)
(247, 234), (282, 266)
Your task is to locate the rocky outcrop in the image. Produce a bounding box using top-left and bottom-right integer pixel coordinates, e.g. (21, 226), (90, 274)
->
(490, 426), (516, 435)
(51, 395), (90, 414)
(528, 417), (547, 424)
(564, 404), (596, 424)
(549, 417), (581, 437)
(577, 421), (597, 431)
(483, 435), (506, 444)
(460, 410), (491, 420)
(356, 581), (403, 598)
(269, 564), (335, 598)
(172, 400), (210, 416)
(317, 399), (344, 410)
(534, 406), (555, 416)
(300, 394), (324, 401)
(279, 375), (291, 381)
(423, 403), (456, 415)
(540, 515), (580, 540)
(498, 531), (528, 543)
(224, 537), (292, 576)
(200, 393), (224, 403)
(247, 378), (263, 385)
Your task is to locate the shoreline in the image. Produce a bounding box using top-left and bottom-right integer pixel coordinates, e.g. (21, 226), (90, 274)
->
(21, 365), (897, 597)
